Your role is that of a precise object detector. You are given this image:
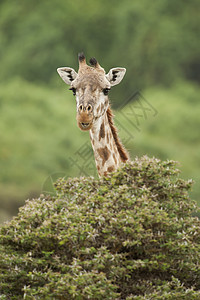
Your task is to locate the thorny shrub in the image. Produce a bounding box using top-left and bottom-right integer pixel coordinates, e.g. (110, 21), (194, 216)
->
(0, 156), (200, 299)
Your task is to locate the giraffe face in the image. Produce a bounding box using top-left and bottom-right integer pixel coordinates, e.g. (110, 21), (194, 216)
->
(57, 54), (126, 131)
(72, 72), (110, 131)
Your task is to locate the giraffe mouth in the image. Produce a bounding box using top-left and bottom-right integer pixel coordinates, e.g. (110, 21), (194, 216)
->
(76, 113), (93, 131)
(78, 121), (92, 131)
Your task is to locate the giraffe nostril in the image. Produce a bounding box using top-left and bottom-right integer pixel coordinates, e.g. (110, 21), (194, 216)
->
(87, 105), (92, 112)
(79, 104), (93, 113)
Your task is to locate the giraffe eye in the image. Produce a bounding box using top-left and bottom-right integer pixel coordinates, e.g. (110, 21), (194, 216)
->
(103, 88), (110, 96)
(69, 87), (76, 96)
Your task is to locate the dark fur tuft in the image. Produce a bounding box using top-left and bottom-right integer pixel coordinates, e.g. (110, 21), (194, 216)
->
(106, 107), (129, 162)
(78, 52), (85, 62)
(89, 57), (98, 67)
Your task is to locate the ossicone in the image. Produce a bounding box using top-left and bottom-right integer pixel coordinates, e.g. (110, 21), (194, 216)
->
(89, 57), (98, 67)
(78, 52), (86, 62)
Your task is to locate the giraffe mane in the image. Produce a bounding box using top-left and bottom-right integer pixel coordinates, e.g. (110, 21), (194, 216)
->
(106, 107), (129, 163)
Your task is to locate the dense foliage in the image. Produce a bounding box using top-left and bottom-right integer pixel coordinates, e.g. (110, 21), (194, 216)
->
(0, 157), (199, 299)
(0, 0), (199, 220)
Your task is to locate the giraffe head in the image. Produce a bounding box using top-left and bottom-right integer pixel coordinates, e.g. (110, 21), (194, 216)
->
(57, 53), (126, 131)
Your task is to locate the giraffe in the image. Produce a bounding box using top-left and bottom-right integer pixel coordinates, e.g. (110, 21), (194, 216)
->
(57, 53), (129, 176)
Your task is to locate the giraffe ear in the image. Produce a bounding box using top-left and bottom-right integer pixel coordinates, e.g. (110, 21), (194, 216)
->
(57, 67), (78, 85)
(106, 68), (126, 86)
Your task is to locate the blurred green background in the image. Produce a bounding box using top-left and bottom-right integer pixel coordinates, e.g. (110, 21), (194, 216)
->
(0, 0), (199, 222)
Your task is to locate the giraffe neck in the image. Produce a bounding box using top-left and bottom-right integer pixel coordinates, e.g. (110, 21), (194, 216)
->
(90, 106), (129, 176)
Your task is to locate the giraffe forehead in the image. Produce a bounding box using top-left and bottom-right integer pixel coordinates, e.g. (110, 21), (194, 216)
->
(75, 73), (109, 90)
(76, 86), (99, 105)
(76, 81), (109, 108)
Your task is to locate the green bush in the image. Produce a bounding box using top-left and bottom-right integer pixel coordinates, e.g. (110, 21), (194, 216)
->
(0, 156), (199, 299)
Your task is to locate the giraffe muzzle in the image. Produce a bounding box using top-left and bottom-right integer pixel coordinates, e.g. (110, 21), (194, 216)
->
(77, 121), (93, 131)
(76, 113), (93, 131)
(76, 104), (93, 131)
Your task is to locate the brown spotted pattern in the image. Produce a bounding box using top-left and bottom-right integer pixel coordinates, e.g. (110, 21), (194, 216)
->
(99, 121), (105, 141)
(107, 166), (115, 172)
(89, 105), (130, 176)
(97, 146), (111, 166)
(106, 107), (129, 162)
